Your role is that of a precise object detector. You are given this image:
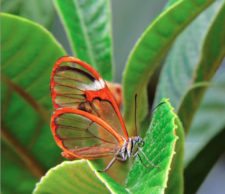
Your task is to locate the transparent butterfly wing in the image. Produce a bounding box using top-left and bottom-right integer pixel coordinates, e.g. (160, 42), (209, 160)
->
(50, 56), (128, 140)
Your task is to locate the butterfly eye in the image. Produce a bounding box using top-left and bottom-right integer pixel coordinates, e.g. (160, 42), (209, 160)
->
(138, 140), (145, 147)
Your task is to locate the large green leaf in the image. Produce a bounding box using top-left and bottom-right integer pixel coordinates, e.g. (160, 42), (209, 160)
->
(1, 13), (65, 194)
(54, 0), (113, 80)
(122, 0), (214, 133)
(33, 160), (128, 194)
(185, 69), (225, 165)
(126, 99), (181, 194)
(184, 69), (225, 193)
(153, 1), (225, 192)
(153, 0), (225, 161)
(177, 2), (225, 131)
(154, 1), (224, 131)
(1, 0), (55, 27)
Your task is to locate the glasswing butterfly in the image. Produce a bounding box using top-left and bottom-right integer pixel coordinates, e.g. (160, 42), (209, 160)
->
(50, 56), (146, 171)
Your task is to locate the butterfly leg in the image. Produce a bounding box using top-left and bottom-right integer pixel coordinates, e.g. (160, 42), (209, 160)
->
(137, 149), (159, 168)
(151, 101), (166, 113)
(133, 150), (139, 158)
(132, 149), (149, 167)
(131, 149), (149, 168)
(98, 157), (117, 172)
(137, 153), (150, 168)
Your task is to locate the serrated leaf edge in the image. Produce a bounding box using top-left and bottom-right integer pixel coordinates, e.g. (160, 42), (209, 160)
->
(161, 99), (179, 193)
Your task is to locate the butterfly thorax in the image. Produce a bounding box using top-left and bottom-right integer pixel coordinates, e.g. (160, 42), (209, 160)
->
(116, 136), (144, 161)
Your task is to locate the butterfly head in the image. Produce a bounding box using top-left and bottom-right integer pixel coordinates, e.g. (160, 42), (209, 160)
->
(133, 136), (144, 148)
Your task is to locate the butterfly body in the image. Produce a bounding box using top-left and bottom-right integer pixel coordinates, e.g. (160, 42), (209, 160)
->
(97, 136), (144, 171)
(117, 136), (144, 160)
(50, 56), (144, 171)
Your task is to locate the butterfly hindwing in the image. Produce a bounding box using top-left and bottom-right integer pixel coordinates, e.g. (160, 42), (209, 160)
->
(51, 108), (122, 159)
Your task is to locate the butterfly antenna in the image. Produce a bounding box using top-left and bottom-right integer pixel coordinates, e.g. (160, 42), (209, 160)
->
(151, 101), (166, 113)
(134, 94), (138, 136)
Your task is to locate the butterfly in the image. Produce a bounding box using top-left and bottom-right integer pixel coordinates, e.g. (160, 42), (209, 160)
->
(50, 56), (146, 171)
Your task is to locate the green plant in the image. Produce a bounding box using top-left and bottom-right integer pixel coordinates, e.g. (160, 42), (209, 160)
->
(1, 0), (225, 194)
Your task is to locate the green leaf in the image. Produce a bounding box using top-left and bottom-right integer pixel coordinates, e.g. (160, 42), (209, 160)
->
(165, 0), (181, 8)
(154, 1), (224, 132)
(1, 141), (37, 194)
(185, 69), (225, 164)
(184, 126), (225, 194)
(154, 1), (222, 108)
(177, 2), (225, 132)
(122, 0), (214, 132)
(1, 13), (65, 194)
(165, 117), (184, 194)
(54, 0), (113, 80)
(126, 99), (181, 194)
(153, 2), (225, 190)
(1, 0), (55, 27)
(33, 160), (128, 194)
(184, 75), (225, 190)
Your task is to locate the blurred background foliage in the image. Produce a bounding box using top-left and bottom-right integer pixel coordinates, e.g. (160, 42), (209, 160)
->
(1, 0), (225, 194)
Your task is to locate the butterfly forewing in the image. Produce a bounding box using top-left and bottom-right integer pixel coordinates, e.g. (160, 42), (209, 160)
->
(51, 57), (129, 142)
(51, 60), (95, 108)
(90, 99), (124, 136)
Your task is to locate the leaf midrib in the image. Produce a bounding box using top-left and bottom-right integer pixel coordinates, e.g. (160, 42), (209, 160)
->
(73, 0), (97, 68)
(2, 127), (45, 178)
(1, 75), (51, 177)
(2, 75), (50, 124)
